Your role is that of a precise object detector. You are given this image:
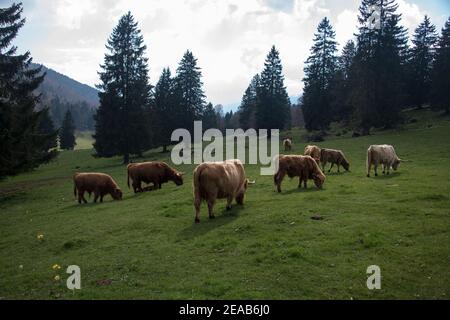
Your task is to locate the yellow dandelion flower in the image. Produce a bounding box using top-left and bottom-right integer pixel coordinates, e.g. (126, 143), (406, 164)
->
(37, 234), (44, 240)
(54, 275), (61, 281)
(52, 264), (61, 270)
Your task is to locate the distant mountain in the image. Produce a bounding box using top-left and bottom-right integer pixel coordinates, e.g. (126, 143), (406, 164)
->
(32, 63), (99, 108)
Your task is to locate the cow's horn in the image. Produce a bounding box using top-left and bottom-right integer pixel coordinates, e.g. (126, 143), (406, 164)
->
(247, 179), (256, 185)
(180, 172), (186, 176)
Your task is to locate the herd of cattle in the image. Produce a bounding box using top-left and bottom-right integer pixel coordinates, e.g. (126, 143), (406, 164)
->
(73, 141), (403, 223)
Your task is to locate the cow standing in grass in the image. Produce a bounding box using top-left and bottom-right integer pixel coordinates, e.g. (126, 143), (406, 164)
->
(274, 155), (326, 193)
(193, 159), (252, 223)
(304, 145), (321, 162)
(283, 138), (292, 151)
(320, 148), (350, 173)
(127, 162), (184, 193)
(367, 145), (401, 177)
(73, 173), (122, 204)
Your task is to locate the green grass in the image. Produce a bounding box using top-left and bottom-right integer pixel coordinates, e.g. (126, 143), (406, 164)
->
(0, 109), (449, 300)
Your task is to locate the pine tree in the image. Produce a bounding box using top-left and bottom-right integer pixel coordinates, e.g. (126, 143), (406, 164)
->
(351, 0), (408, 134)
(153, 67), (176, 152)
(302, 18), (338, 131)
(202, 102), (218, 131)
(238, 74), (260, 130)
(0, 3), (58, 178)
(59, 110), (76, 150)
(173, 50), (206, 133)
(256, 46), (291, 132)
(330, 40), (357, 124)
(406, 15), (438, 108)
(431, 17), (450, 114)
(93, 12), (152, 164)
(38, 108), (58, 150)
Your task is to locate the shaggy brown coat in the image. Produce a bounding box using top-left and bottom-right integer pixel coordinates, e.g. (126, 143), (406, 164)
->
(274, 155), (326, 193)
(283, 138), (292, 151)
(73, 173), (122, 204)
(304, 145), (321, 162)
(127, 162), (184, 193)
(320, 148), (350, 172)
(193, 159), (248, 223)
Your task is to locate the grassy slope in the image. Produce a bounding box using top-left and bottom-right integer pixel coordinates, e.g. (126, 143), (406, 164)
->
(0, 110), (449, 300)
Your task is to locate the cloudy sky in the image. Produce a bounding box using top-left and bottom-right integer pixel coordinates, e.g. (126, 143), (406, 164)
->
(7, 0), (450, 110)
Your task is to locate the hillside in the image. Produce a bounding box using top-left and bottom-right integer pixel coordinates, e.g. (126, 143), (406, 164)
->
(0, 109), (449, 299)
(33, 63), (99, 108)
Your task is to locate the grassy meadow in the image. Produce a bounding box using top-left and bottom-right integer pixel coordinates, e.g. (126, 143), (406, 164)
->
(0, 109), (449, 300)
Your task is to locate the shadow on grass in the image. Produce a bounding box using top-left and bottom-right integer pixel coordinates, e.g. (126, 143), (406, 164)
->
(370, 172), (402, 179)
(177, 205), (242, 240)
(277, 186), (323, 196)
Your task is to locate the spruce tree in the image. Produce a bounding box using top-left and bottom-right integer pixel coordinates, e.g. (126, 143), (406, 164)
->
(93, 12), (152, 164)
(59, 110), (76, 150)
(202, 102), (218, 131)
(238, 74), (260, 130)
(38, 108), (58, 150)
(256, 46), (291, 132)
(173, 50), (206, 133)
(302, 18), (338, 131)
(330, 40), (357, 124)
(351, 0), (408, 133)
(431, 17), (450, 114)
(406, 15), (438, 108)
(0, 3), (57, 178)
(153, 67), (175, 152)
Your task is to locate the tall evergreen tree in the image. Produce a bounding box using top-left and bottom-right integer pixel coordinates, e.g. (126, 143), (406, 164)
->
(93, 12), (152, 163)
(350, 0), (408, 134)
(238, 74), (260, 130)
(59, 110), (76, 150)
(202, 102), (218, 131)
(38, 108), (58, 150)
(406, 15), (438, 108)
(256, 46), (291, 132)
(0, 3), (57, 178)
(173, 50), (206, 133)
(153, 67), (176, 152)
(330, 40), (357, 124)
(302, 18), (338, 131)
(431, 17), (450, 114)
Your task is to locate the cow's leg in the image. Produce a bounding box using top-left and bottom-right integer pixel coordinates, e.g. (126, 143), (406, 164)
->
(328, 163), (334, 173)
(386, 163), (391, 175)
(337, 163), (340, 173)
(80, 190), (88, 204)
(226, 196), (233, 211)
(208, 198), (216, 219)
(374, 164), (378, 177)
(298, 176), (302, 188)
(276, 171), (286, 193)
(367, 162), (372, 177)
(78, 190), (84, 204)
(100, 194), (104, 203)
(194, 194), (201, 223)
(93, 191), (99, 203)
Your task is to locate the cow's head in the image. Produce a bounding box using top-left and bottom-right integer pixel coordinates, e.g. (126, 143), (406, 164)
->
(313, 173), (325, 189)
(342, 158), (350, 171)
(112, 188), (123, 200)
(392, 158), (401, 171)
(172, 171), (185, 186)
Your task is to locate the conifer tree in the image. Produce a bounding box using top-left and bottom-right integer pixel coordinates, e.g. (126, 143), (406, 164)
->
(202, 102), (218, 131)
(238, 74), (260, 130)
(256, 46), (291, 132)
(406, 15), (438, 108)
(38, 108), (58, 150)
(93, 12), (152, 163)
(431, 17), (450, 114)
(0, 3), (57, 178)
(59, 110), (76, 150)
(302, 18), (338, 131)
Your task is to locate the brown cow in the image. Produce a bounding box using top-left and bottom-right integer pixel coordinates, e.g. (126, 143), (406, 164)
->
(127, 162), (184, 193)
(73, 173), (122, 204)
(193, 159), (251, 223)
(320, 148), (350, 173)
(274, 155), (326, 193)
(283, 138), (292, 151)
(304, 145), (321, 162)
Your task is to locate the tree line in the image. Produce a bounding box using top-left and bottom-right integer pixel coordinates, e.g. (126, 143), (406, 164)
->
(302, 0), (450, 135)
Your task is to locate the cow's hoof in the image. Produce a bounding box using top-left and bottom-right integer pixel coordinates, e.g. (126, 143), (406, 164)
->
(195, 218), (200, 224)
(375, 173), (378, 177)
(367, 174), (370, 178)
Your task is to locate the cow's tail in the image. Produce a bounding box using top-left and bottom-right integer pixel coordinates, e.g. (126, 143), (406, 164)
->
(73, 173), (78, 198)
(366, 147), (372, 176)
(127, 164), (131, 188)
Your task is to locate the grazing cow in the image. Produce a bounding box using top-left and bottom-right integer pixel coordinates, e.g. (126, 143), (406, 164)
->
(193, 159), (252, 223)
(320, 148), (350, 173)
(274, 155), (326, 193)
(304, 145), (321, 162)
(283, 138), (293, 151)
(127, 162), (184, 193)
(367, 145), (401, 177)
(73, 173), (122, 204)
